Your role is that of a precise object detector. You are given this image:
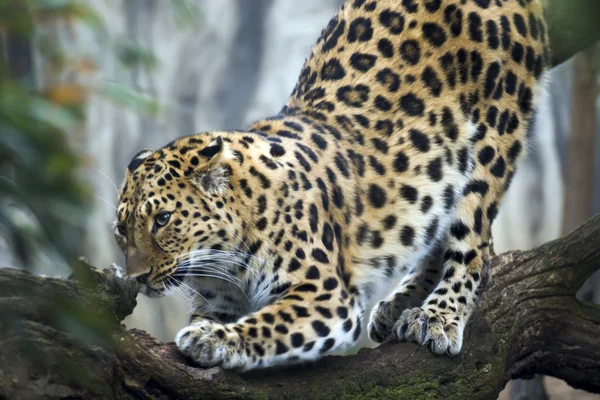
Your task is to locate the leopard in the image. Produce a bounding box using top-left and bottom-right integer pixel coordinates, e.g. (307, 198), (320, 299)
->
(115, 0), (549, 370)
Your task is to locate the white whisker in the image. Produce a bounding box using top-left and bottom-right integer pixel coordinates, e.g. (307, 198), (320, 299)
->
(175, 269), (250, 301)
(95, 195), (117, 211)
(178, 262), (257, 284)
(94, 168), (120, 196)
(177, 254), (254, 272)
(176, 250), (262, 280)
(164, 279), (188, 302)
(175, 268), (241, 284)
(178, 248), (268, 264)
(170, 276), (215, 309)
(174, 271), (239, 285)
(168, 277), (190, 300)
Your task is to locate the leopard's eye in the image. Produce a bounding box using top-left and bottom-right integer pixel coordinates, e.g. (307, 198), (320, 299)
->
(117, 225), (127, 236)
(155, 212), (171, 227)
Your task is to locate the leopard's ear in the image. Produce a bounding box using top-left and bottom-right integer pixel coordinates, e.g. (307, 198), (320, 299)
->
(127, 149), (154, 172)
(197, 136), (224, 167)
(191, 137), (230, 195)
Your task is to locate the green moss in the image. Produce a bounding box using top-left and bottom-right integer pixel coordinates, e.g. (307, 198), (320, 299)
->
(336, 379), (442, 400)
(287, 361), (505, 400)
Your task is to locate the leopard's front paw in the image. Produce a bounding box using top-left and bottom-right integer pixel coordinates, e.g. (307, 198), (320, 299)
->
(368, 296), (420, 343)
(393, 307), (463, 356)
(175, 320), (244, 368)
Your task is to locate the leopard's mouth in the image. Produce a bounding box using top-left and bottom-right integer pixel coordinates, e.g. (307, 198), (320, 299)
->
(139, 283), (166, 298)
(140, 273), (184, 298)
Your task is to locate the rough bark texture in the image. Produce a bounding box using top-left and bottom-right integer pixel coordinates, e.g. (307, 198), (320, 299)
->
(564, 46), (600, 309)
(1, 215), (599, 400)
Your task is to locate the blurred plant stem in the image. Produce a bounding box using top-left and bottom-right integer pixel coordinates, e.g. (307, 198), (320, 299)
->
(563, 46), (598, 234)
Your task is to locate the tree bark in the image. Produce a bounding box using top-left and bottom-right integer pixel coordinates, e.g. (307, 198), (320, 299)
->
(1, 214), (599, 400)
(563, 46), (599, 308)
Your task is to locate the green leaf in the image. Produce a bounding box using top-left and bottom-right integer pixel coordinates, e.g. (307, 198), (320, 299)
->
(115, 39), (158, 69)
(170, 0), (203, 28)
(95, 82), (161, 116)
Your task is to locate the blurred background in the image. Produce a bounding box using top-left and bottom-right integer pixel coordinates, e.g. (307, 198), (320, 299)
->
(0, 1), (598, 399)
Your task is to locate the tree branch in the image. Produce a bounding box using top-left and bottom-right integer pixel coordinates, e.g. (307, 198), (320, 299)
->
(1, 215), (599, 399)
(546, 0), (600, 66)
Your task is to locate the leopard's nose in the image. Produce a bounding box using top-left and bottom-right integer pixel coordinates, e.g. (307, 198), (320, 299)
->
(136, 272), (150, 284)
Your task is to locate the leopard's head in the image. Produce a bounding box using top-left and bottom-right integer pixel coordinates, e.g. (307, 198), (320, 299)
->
(115, 134), (245, 297)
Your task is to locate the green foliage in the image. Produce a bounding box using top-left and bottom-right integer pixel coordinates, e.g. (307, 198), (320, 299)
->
(0, 0), (185, 268)
(0, 78), (90, 265)
(0, 0), (205, 390)
(96, 81), (161, 117)
(0, 1), (90, 266)
(170, 0), (204, 28)
(115, 39), (159, 70)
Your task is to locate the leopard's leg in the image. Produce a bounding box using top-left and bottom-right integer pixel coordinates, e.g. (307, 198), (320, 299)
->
(393, 134), (514, 355)
(394, 214), (491, 355)
(368, 246), (444, 343)
(175, 280), (362, 370)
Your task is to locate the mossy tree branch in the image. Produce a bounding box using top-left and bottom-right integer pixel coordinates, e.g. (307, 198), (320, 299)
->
(545, 0), (600, 66)
(1, 214), (599, 400)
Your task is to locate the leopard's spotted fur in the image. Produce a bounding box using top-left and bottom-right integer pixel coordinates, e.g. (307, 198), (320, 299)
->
(116, 0), (549, 370)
